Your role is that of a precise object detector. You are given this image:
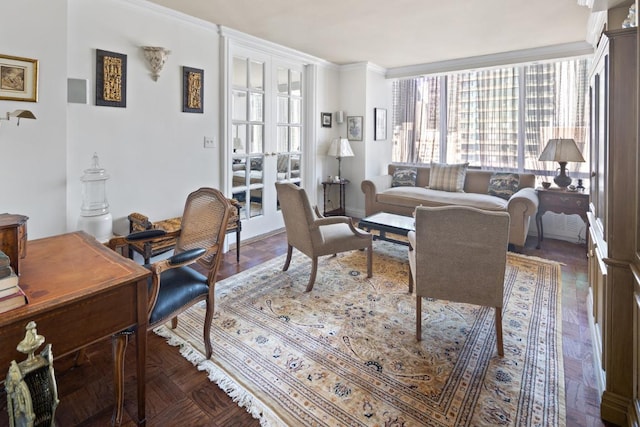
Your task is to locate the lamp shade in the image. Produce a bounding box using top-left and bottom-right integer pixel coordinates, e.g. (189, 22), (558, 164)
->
(538, 138), (585, 163)
(327, 137), (354, 158)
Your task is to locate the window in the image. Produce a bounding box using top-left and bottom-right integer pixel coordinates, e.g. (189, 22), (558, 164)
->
(392, 58), (590, 181)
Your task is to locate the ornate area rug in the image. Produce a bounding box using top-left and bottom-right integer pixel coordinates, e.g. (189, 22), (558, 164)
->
(154, 241), (564, 426)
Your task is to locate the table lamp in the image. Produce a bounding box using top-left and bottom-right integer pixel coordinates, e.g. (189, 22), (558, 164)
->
(327, 137), (354, 182)
(538, 138), (585, 188)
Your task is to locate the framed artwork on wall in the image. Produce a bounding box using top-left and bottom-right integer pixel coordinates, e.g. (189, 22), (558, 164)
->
(182, 66), (204, 113)
(321, 112), (332, 128)
(374, 108), (387, 140)
(95, 49), (127, 108)
(347, 116), (363, 141)
(0, 54), (39, 102)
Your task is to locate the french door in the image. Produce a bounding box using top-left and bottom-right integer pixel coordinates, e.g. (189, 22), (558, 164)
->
(227, 46), (304, 239)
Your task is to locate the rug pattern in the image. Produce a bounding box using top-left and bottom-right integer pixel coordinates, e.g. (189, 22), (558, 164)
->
(155, 241), (564, 426)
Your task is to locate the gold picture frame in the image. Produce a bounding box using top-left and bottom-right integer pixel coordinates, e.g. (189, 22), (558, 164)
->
(182, 66), (204, 113)
(0, 54), (39, 102)
(95, 49), (127, 108)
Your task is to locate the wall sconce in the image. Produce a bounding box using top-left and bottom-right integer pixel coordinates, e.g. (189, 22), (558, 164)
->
(141, 46), (171, 81)
(0, 110), (36, 127)
(335, 111), (345, 124)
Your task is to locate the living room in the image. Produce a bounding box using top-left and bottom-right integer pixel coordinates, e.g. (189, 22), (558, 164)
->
(1, 0), (638, 426)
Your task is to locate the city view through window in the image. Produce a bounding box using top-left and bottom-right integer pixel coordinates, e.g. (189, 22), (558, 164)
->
(392, 58), (590, 185)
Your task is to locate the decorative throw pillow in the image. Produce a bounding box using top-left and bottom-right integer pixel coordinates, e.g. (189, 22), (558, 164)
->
(488, 172), (520, 200)
(391, 168), (417, 187)
(428, 162), (468, 192)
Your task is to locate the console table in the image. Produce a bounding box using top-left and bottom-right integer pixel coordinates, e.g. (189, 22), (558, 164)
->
(535, 188), (589, 249)
(0, 231), (150, 425)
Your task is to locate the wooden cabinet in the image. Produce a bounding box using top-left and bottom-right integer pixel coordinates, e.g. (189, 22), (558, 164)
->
(0, 213), (28, 275)
(587, 27), (637, 426)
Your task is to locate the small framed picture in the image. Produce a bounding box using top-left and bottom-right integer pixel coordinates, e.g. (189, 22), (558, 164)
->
(182, 66), (204, 113)
(374, 108), (387, 140)
(321, 112), (332, 128)
(0, 54), (39, 102)
(96, 49), (127, 108)
(347, 116), (363, 141)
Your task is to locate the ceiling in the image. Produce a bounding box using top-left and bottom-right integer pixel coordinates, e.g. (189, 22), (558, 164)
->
(146, 0), (593, 69)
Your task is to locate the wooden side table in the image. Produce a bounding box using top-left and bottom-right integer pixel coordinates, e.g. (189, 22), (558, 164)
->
(322, 180), (349, 216)
(535, 188), (589, 249)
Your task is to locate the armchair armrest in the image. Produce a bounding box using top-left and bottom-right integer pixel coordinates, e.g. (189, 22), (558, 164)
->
(314, 216), (370, 238)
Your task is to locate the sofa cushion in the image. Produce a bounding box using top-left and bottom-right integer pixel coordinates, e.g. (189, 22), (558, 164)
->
(378, 187), (507, 211)
(428, 162), (468, 192)
(391, 167), (417, 187)
(487, 172), (520, 200)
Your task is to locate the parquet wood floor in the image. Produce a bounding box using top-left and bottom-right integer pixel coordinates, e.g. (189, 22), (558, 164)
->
(0, 232), (614, 426)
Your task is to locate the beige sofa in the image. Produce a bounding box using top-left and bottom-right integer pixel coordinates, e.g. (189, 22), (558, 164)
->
(361, 164), (538, 250)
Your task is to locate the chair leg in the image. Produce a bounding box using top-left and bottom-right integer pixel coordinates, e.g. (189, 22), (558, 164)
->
(408, 270), (414, 294)
(495, 307), (504, 357)
(283, 245), (293, 271)
(366, 243), (372, 278)
(305, 256), (319, 292)
(204, 299), (214, 359)
(235, 228), (241, 263)
(171, 316), (178, 329)
(111, 333), (129, 426)
(416, 296), (422, 341)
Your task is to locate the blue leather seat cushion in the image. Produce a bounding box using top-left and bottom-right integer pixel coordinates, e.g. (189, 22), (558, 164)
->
(148, 266), (209, 326)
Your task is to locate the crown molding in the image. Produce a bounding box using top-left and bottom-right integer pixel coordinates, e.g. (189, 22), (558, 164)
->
(218, 26), (335, 68)
(386, 41), (594, 79)
(122, 0), (217, 30)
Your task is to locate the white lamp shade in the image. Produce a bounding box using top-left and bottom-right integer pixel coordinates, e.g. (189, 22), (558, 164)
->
(538, 138), (585, 162)
(327, 138), (354, 158)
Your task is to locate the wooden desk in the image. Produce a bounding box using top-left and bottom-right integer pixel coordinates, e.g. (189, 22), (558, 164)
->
(536, 188), (589, 249)
(0, 231), (150, 425)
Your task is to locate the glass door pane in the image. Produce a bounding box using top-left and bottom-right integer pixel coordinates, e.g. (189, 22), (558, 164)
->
(231, 56), (265, 219)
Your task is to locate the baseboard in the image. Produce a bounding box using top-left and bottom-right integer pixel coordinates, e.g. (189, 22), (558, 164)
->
(587, 288), (606, 398)
(601, 390), (632, 426)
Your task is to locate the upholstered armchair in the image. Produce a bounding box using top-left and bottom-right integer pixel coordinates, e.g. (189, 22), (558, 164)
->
(408, 205), (510, 356)
(275, 182), (373, 292)
(108, 187), (232, 424)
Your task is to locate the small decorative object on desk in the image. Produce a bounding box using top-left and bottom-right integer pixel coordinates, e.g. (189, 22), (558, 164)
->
(0, 250), (27, 314)
(541, 182), (551, 189)
(6, 321), (59, 427)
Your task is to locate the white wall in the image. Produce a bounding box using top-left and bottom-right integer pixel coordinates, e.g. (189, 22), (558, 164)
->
(67, 0), (222, 235)
(0, 0), (380, 240)
(0, 0), (68, 240)
(337, 63), (392, 218)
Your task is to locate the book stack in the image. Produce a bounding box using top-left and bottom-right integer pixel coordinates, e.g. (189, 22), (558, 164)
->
(0, 250), (27, 313)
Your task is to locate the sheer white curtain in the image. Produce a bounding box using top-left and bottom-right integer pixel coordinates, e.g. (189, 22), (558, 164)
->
(524, 59), (589, 183)
(392, 76), (440, 163)
(391, 57), (589, 176)
(446, 68), (519, 169)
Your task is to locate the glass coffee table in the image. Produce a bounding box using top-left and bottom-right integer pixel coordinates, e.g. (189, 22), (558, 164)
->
(358, 212), (414, 246)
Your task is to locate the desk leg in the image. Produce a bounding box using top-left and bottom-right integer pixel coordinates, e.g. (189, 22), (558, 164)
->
(136, 278), (147, 426)
(536, 213), (543, 249)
